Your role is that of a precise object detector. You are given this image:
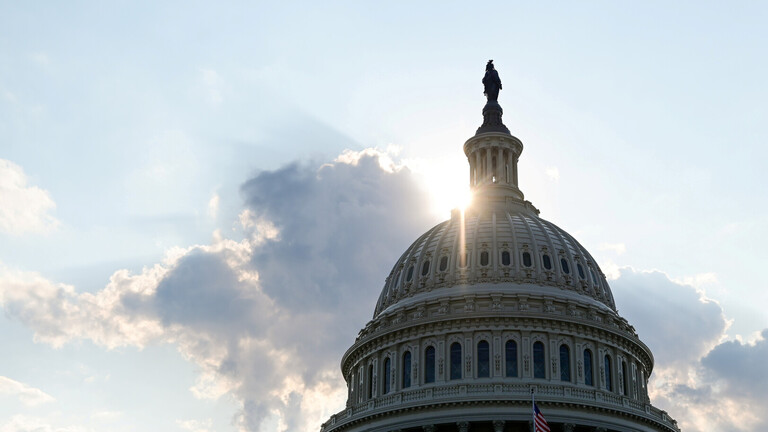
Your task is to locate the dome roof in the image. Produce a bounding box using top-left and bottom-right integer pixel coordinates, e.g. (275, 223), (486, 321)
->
(374, 203), (616, 319)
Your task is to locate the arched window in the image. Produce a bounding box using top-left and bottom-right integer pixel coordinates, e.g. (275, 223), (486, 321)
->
(425, 346), (436, 384)
(505, 340), (518, 377)
(543, 254), (552, 270)
(450, 342), (462, 380)
(560, 258), (570, 274)
(522, 252), (532, 267)
(406, 265), (414, 281)
(402, 351), (411, 388)
(501, 251), (511, 266)
(560, 345), (571, 382)
(477, 340), (490, 378)
(367, 364), (374, 399)
(605, 354), (613, 391)
(439, 256), (449, 271)
(383, 358), (391, 394)
(421, 260), (430, 276)
(533, 341), (546, 379)
(480, 251), (489, 266)
(622, 360), (628, 395)
(577, 263), (586, 279)
(584, 350), (594, 386)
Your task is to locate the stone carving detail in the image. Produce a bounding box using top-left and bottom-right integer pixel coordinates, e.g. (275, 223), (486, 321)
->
(423, 426), (436, 432)
(552, 357), (557, 373)
(465, 355), (472, 372)
(544, 299), (555, 313)
(457, 421), (470, 432)
(567, 304), (578, 316)
(493, 420), (505, 432)
(491, 294), (503, 311)
(413, 362), (418, 380)
(438, 359), (444, 376)
(438, 300), (450, 315)
(577, 360), (583, 377)
(495, 354), (501, 372)
(600, 366), (605, 385)
(519, 301), (529, 311)
(524, 354), (530, 372)
(413, 306), (426, 319)
(563, 424), (575, 432)
(464, 296), (476, 312)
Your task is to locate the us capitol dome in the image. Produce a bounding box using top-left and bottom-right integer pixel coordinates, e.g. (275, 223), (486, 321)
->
(320, 61), (680, 432)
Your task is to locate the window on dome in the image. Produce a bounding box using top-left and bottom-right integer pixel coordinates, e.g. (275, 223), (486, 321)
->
(501, 251), (511, 266)
(459, 253), (469, 268)
(425, 346), (436, 383)
(480, 251), (489, 266)
(560, 344), (571, 382)
(522, 252), (532, 268)
(633, 365), (640, 399)
(367, 364), (373, 399)
(383, 357), (391, 394)
(590, 269), (598, 285)
(450, 342), (462, 380)
(533, 342), (545, 379)
(439, 256), (449, 271)
(577, 263), (585, 279)
(622, 360), (628, 395)
(477, 341), (490, 378)
(605, 354), (613, 391)
(406, 265), (414, 282)
(584, 349), (594, 386)
(560, 258), (570, 274)
(543, 254), (552, 270)
(421, 260), (430, 276)
(505, 340), (518, 377)
(402, 351), (412, 388)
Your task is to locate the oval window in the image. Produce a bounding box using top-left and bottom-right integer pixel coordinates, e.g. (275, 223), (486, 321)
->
(421, 260), (430, 276)
(522, 252), (532, 267)
(560, 258), (570, 274)
(406, 265), (414, 281)
(439, 256), (448, 271)
(542, 254), (552, 270)
(577, 263), (585, 280)
(590, 269), (598, 284)
(501, 251), (511, 266)
(480, 251), (489, 266)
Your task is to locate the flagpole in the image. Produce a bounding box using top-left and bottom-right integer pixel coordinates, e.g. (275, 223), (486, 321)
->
(531, 387), (536, 432)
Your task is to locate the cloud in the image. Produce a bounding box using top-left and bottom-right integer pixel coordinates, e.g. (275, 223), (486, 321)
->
(612, 268), (768, 432)
(0, 377), (55, 406)
(0, 149), (434, 431)
(0, 159), (59, 235)
(0, 415), (89, 432)
(545, 166), (559, 181)
(598, 242), (626, 255)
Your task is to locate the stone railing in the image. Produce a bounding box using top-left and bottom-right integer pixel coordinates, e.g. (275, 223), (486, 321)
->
(320, 381), (678, 432)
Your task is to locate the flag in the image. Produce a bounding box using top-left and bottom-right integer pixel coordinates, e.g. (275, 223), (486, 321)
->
(533, 403), (551, 432)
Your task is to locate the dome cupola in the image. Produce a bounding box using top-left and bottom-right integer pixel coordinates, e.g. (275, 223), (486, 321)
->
(320, 61), (679, 432)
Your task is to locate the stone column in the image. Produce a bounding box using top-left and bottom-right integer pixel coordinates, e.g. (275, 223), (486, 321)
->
(485, 148), (492, 183)
(475, 151), (482, 185)
(497, 147), (503, 183)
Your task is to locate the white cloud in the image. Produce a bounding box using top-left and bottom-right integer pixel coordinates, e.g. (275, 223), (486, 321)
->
(207, 193), (220, 220)
(612, 267), (768, 432)
(0, 159), (59, 235)
(0, 415), (89, 432)
(599, 242), (626, 255)
(545, 166), (559, 181)
(0, 150), (434, 432)
(0, 376), (55, 406)
(176, 419), (212, 432)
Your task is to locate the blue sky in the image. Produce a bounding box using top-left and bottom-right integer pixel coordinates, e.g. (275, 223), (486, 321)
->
(1, 2), (767, 431)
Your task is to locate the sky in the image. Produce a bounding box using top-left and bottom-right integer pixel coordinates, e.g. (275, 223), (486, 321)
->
(1, 2), (767, 431)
